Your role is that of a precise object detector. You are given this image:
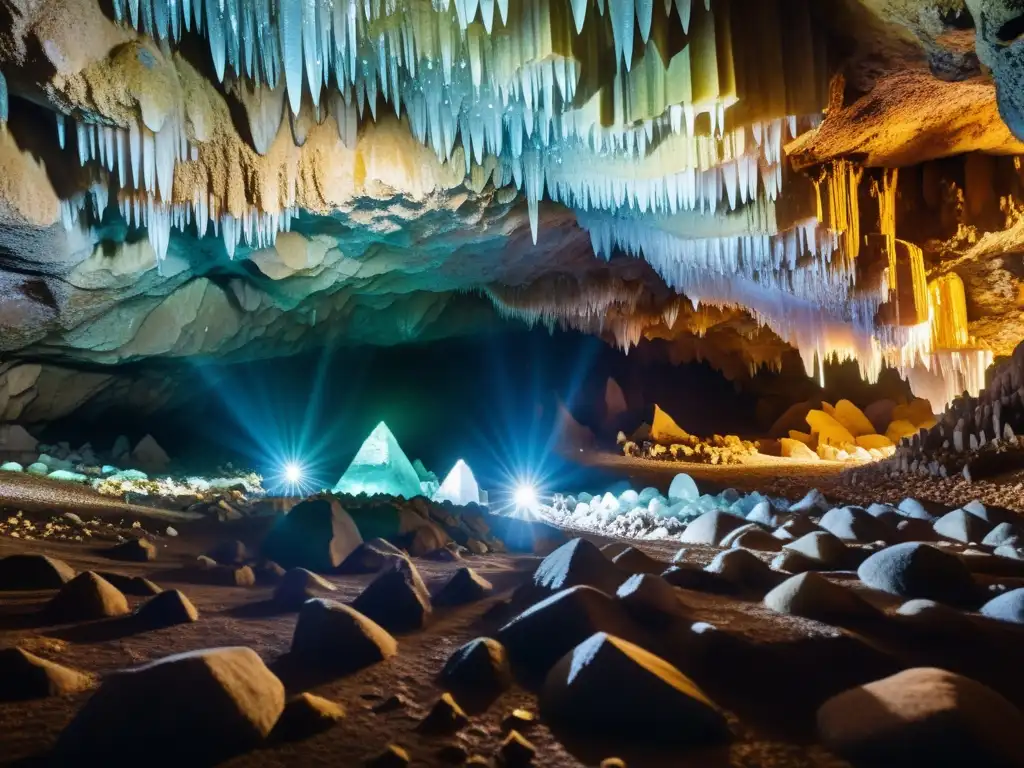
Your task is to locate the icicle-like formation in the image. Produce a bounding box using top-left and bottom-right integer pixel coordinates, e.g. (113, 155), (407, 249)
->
(929, 273), (971, 350)
(0, 71), (7, 124)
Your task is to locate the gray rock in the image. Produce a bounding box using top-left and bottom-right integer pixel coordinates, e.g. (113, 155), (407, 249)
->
(933, 509), (994, 544)
(857, 543), (977, 606)
(819, 507), (890, 543)
(705, 549), (784, 593)
(782, 531), (850, 570)
(981, 522), (1022, 548)
(678, 511), (746, 545)
(764, 572), (879, 623)
(979, 588), (1024, 624)
(531, 538), (622, 595)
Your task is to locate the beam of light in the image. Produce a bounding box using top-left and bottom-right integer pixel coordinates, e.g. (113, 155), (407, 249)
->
(514, 483), (537, 509)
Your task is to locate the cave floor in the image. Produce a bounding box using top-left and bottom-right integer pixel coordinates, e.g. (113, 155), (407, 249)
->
(1, 503), (1023, 767)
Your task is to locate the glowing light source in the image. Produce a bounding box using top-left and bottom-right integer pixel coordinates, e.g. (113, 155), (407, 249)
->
(284, 461), (303, 484)
(514, 483), (538, 510)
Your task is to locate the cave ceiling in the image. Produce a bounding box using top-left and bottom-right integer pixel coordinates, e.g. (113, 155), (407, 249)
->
(2, 0), (1024, 418)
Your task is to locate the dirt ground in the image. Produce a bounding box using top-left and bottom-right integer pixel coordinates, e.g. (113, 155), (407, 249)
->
(1, 470), (1023, 767)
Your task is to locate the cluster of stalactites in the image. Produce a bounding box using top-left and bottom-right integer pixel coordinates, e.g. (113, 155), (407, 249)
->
(0, 71), (7, 124)
(484, 278), (653, 350)
(103, 0), (829, 243)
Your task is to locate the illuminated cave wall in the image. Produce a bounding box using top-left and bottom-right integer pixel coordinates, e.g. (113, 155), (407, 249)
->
(0, 0), (1021, 419)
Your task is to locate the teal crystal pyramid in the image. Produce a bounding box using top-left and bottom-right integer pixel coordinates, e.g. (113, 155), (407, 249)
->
(333, 422), (423, 498)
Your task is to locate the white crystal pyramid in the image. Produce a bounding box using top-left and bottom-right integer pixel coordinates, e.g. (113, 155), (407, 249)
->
(433, 459), (481, 506)
(332, 421), (423, 499)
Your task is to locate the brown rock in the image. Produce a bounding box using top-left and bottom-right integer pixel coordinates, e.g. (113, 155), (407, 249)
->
(439, 637), (512, 696)
(272, 692), (345, 741)
(106, 538), (157, 562)
(418, 692), (468, 734)
(499, 730), (536, 766)
(366, 744), (410, 767)
(135, 589), (199, 628)
(273, 567), (337, 609)
(96, 572), (162, 596)
(291, 599), (398, 675)
(55, 647), (284, 762)
(0, 647), (92, 700)
(433, 567), (493, 607)
(352, 558), (432, 632)
(0, 554), (75, 590)
(46, 572), (130, 622)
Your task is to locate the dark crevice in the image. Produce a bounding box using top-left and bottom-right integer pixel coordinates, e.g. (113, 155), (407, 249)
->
(997, 13), (1024, 45)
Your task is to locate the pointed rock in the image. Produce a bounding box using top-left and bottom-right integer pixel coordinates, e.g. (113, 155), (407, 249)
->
(367, 744), (410, 767)
(262, 496), (363, 572)
(897, 497), (940, 521)
(896, 599), (977, 638)
(817, 668), (1024, 767)
(47, 572), (130, 622)
(532, 538), (622, 595)
(979, 587), (1024, 624)
(95, 572), (161, 596)
(131, 434), (169, 472)
(273, 568), (337, 609)
(651, 404), (690, 444)
(499, 730), (536, 766)
(981, 522), (1022, 548)
(679, 511), (746, 545)
(0, 554), (75, 590)
(55, 647), (284, 762)
(772, 515), (821, 542)
(291, 599), (397, 674)
(540, 632), (729, 745)
(439, 637), (512, 696)
(498, 586), (636, 680)
(208, 539), (249, 565)
(135, 589), (198, 628)
(857, 543), (977, 606)
(106, 538), (157, 562)
(764, 573), (879, 623)
(615, 573), (687, 624)
(818, 507), (890, 543)
(333, 421), (422, 498)
(352, 558), (432, 632)
(611, 546), (665, 574)
(338, 538), (406, 574)
(771, 549), (821, 574)
(706, 549), (784, 593)
(726, 528), (781, 552)
(782, 531), (850, 570)
(272, 692), (345, 742)
(933, 509), (994, 544)
(434, 567), (493, 607)
(0, 647), (92, 701)
(418, 692), (469, 734)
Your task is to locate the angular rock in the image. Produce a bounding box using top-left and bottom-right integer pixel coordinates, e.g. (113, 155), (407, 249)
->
(994, 544), (1024, 560)
(439, 637), (512, 696)
(615, 573), (687, 624)
(788, 488), (830, 515)
(262, 496), (363, 572)
(208, 539), (249, 565)
(422, 545), (463, 562)
(857, 542), (978, 606)
(979, 588), (1024, 624)
(418, 692), (469, 734)
(95, 572), (162, 596)
(532, 538), (622, 595)
(135, 589), (199, 628)
(819, 507), (889, 543)
(0, 647), (92, 701)
(933, 509), (994, 544)
(679, 510), (746, 545)
(896, 599), (977, 638)
(131, 434), (170, 472)
(273, 567), (337, 609)
(780, 437), (818, 460)
(352, 558), (432, 632)
(764, 573), (879, 623)
(55, 647), (284, 762)
(661, 565), (736, 594)
(337, 538), (405, 574)
(540, 632), (730, 745)
(833, 400), (875, 437)
(497, 586), (636, 680)
(724, 527), (781, 552)
(817, 668), (1024, 767)
(0, 554), (75, 590)
(771, 549), (821, 574)
(782, 531), (850, 570)
(272, 692), (345, 741)
(47, 571), (130, 622)
(897, 498), (939, 521)
(610, 546), (665, 575)
(291, 599), (397, 674)
(772, 516), (821, 541)
(599, 542), (631, 560)
(499, 730), (536, 766)
(434, 567), (493, 607)
(981, 522), (1022, 548)
(746, 500), (785, 527)
(368, 744), (410, 767)
(705, 549), (784, 593)
(896, 518), (939, 543)
(254, 560), (287, 584)
(106, 538), (157, 562)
